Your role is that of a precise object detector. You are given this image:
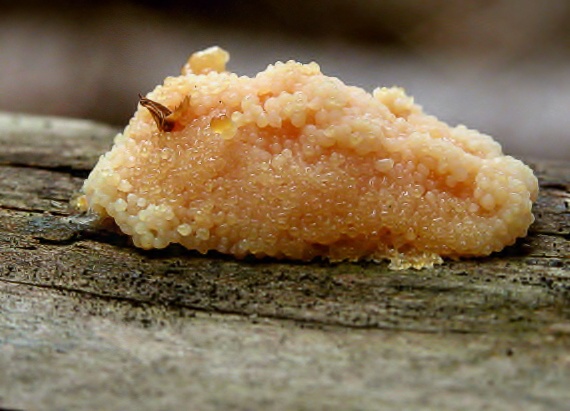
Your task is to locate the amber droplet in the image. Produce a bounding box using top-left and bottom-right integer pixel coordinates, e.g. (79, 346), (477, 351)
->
(210, 115), (237, 140)
(70, 193), (88, 212)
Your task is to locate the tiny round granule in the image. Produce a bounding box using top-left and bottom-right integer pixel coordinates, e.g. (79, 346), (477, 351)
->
(82, 47), (538, 269)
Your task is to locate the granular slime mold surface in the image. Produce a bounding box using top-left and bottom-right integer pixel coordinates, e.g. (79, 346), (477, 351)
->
(81, 46), (538, 269)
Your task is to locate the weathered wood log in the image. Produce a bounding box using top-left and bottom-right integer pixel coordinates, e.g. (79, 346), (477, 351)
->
(1, 112), (569, 410)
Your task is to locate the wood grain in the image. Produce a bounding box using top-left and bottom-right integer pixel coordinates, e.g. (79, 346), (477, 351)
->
(1, 112), (569, 410)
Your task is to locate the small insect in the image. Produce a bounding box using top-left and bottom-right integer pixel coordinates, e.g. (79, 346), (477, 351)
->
(138, 94), (190, 132)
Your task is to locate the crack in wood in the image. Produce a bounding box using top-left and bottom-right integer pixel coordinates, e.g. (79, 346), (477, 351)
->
(0, 277), (485, 334)
(0, 162), (91, 178)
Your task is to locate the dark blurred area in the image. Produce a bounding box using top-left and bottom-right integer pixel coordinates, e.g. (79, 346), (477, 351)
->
(1, 0), (569, 159)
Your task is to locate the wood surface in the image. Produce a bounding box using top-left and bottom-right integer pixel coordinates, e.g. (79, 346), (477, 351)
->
(0, 112), (569, 410)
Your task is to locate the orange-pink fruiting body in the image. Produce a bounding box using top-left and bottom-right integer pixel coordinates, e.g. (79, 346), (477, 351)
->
(82, 47), (538, 269)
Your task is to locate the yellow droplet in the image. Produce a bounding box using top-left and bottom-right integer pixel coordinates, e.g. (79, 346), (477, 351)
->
(210, 115), (237, 140)
(71, 193), (88, 212)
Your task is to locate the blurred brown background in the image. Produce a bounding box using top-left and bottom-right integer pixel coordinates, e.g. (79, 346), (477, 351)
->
(1, 0), (569, 159)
